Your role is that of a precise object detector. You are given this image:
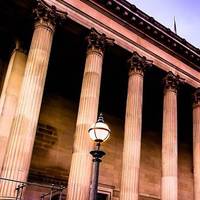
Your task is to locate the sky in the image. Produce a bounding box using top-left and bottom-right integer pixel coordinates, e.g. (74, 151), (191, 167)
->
(128, 0), (200, 48)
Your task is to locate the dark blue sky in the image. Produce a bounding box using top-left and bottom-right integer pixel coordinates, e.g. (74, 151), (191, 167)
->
(128, 0), (200, 48)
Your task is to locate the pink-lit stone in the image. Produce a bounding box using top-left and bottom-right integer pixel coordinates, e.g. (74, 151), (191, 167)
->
(45, 0), (200, 87)
(0, 18), (55, 199)
(193, 88), (200, 200)
(162, 72), (180, 200)
(0, 43), (27, 174)
(67, 29), (110, 200)
(120, 52), (151, 200)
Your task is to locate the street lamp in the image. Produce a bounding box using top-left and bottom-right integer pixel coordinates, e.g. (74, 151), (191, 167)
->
(88, 113), (111, 200)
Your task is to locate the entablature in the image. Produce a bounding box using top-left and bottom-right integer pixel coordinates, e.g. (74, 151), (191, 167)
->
(85, 0), (200, 70)
(43, 0), (200, 88)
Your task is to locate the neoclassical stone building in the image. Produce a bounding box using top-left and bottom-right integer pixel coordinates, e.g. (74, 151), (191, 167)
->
(0, 0), (199, 200)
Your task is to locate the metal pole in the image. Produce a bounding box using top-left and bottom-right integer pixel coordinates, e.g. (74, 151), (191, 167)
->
(49, 184), (54, 200)
(58, 185), (64, 200)
(0, 177), (66, 200)
(15, 185), (21, 200)
(19, 184), (26, 200)
(89, 142), (105, 200)
(19, 186), (23, 200)
(15, 183), (26, 200)
(0, 177), (63, 190)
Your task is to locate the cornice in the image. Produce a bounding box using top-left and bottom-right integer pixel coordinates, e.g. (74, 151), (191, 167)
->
(85, 0), (200, 69)
(49, 0), (200, 85)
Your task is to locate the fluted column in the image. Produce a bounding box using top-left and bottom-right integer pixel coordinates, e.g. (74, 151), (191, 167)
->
(67, 28), (113, 200)
(193, 88), (200, 200)
(0, 1), (66, 198)
(162, 71), (181, 200)
(0, 41), (27, 173)
(120, 52), (152, 200)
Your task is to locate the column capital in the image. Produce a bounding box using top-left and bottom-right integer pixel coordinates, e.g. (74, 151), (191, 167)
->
(128, 51), (152, 76)
(163, 71), (184, 92)
(193, 88), (200, 106)
(33, 0), (67, 32)
(86, 28), (114, 53)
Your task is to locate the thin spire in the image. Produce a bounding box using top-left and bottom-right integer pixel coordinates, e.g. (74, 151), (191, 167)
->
(174, 16), (177, 34)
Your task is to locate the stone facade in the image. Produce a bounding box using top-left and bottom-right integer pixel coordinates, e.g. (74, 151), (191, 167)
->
(0, 0), (198, 200)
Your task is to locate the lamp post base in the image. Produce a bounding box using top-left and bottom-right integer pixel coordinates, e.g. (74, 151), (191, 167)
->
(89, 150), (105, 200)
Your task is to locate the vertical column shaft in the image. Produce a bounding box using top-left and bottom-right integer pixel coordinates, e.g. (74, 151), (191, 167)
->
(67, 46), (103, 200)
(161, 71), (180, 200)
(120, 52), (152, 200)
(67, 28), (113, 200)
(0, 44), (27, 173)
(0, 4), (57, 197)
(120, 72), (143, 200)
(193, 88), (200, 200)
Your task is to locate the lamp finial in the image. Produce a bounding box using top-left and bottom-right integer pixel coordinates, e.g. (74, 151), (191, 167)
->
(97, 113), (104, 123)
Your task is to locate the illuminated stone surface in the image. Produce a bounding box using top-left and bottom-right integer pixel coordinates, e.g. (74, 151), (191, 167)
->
(67, 28), (113, 200)
(0, 43), (27, 174)
(161, 72), (180, 200)
(120, 52), (152, 200)
(0, 2), (56, 197)
(193, 88), (200, 200)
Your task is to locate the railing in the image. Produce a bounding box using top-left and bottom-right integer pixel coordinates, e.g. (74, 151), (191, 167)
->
(0, 177), (66, 200)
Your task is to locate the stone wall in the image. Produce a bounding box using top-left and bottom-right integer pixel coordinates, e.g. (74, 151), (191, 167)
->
(29, 93), (194, 200)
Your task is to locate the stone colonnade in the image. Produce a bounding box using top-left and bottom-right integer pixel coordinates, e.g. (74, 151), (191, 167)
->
(0, 1), (199, 200)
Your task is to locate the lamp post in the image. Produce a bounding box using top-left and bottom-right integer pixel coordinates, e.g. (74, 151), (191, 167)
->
(88, 113), (111, 200)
